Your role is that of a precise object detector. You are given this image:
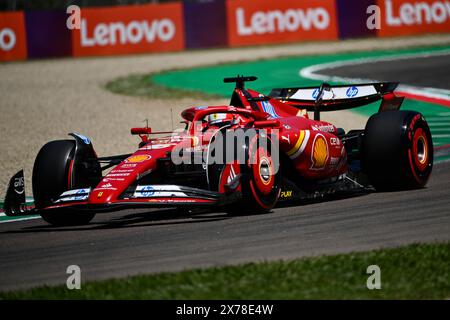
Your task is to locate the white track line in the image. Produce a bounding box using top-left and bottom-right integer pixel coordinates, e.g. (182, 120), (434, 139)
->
(300, 49), (450, 102)
(0, 213), (40, 224)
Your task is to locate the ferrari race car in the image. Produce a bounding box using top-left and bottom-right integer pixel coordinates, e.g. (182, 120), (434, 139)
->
(4, 76), (433, 226)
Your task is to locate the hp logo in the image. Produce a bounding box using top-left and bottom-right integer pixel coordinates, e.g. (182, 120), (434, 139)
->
(312, 88), (320, 99)
(141, 186), (155, 197)
(346, 86), (358, 98)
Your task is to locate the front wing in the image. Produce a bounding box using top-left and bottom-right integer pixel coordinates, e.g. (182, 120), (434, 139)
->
(3, 172), (238, 217)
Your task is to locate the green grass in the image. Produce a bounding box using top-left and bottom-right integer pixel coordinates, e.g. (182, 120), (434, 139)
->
(105, 73), (221, 100)
(1, 242), (449, 299)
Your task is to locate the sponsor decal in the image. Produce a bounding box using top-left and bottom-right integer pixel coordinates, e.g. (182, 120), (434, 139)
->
(287, 130), (310, 160)
(137, 169), (152, 180)
(125, 154), (151, 163)
(312, 88), (320, 99)
(378, 0), (450, 37)
(346, 86), (359, 98)
(147, 198), (196, 203)
(108, 173), (131, 177)
(329, 156), (340, 166)
(280, 190), (293, 198)
(261, 101), (279, 118)
(281, 135), (291, 144)
(330, 137), (340, 145)
(13, 176), (24, 195)
(72, 132), (91, 145)
(226, 0), (338, 47)
(141, 185), (155, 197)
(111, 169), (134, 173)
(97, 191), (103, 199)
(96, 183), (117, 190)
(311, 134), (329, 170)
(56, 188), (90, 202)
(133, 185), (186, 198)
(227, 164), (237, 184)
(102, 178), (125, 182)
(311, 124), (335, 133)
(72, 3), (184, 57)
(121, 163), (138, 168)
(140, 144), (173, 150)
(291, 85), (377, 101)
(0, 12), (27, 61)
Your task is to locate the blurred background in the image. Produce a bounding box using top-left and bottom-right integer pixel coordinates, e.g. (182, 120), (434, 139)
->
(0, 0), (175, 11)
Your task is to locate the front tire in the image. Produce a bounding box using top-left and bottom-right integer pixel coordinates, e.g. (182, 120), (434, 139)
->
(208, 129), (280, 214)
(32, 140), (96, 226)
(362, 110), (433, 191)
(240, 132), (281, 213)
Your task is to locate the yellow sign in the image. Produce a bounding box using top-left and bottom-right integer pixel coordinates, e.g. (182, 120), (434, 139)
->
(280, 190), (293, 198)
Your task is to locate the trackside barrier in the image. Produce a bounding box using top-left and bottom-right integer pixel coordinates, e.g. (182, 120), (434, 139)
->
(71, 3), (185, 57)
(0, 11), (27, 61)
(0, 0), (449, 61)
(25, 10), (72, 59)
(336, 0), (377, 39)
(376, 0), (450, 37)
(226, 0), (339, 47)
(183, 0), (228, 49)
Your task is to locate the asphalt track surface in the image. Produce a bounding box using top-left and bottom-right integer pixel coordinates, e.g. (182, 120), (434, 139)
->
(320, 54), (450, 90)
(1, 54), (450, 292)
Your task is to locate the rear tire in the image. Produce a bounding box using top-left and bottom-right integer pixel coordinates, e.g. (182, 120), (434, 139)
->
(362, 111), (433, 191)
(32, 140), (96, 226)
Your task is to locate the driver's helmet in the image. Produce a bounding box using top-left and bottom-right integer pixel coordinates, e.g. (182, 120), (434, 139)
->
(206, 113), (234, 127)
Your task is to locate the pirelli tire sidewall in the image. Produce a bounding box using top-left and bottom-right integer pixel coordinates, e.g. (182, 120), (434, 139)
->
(32, 139), (96, 226)
(362, 110), (433, 191)
(32, 140), (75, 209)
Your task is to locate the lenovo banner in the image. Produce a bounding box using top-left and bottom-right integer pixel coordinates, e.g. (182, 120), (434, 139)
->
(72, 3), (184, 57)
(0, 12), (27, 61)
(226, 0), (338, 47)
(377, 0), (450, 37)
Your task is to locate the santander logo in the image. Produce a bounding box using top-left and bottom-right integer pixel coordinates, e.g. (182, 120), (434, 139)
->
(384, 0), (450, 26)
(80, 18), (176, 47)
(236, 7), (330, 35)
(0, 28), (16, 51)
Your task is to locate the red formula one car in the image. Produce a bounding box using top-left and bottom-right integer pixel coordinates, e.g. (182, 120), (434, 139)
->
(4, 76), (433, 226)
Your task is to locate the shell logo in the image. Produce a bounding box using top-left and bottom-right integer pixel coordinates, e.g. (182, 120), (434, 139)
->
(311, 134), (328, 170)
(125, 155), (151, 163)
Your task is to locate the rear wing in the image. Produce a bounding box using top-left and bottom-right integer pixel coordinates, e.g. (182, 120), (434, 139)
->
(268, 82), (404, 120)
